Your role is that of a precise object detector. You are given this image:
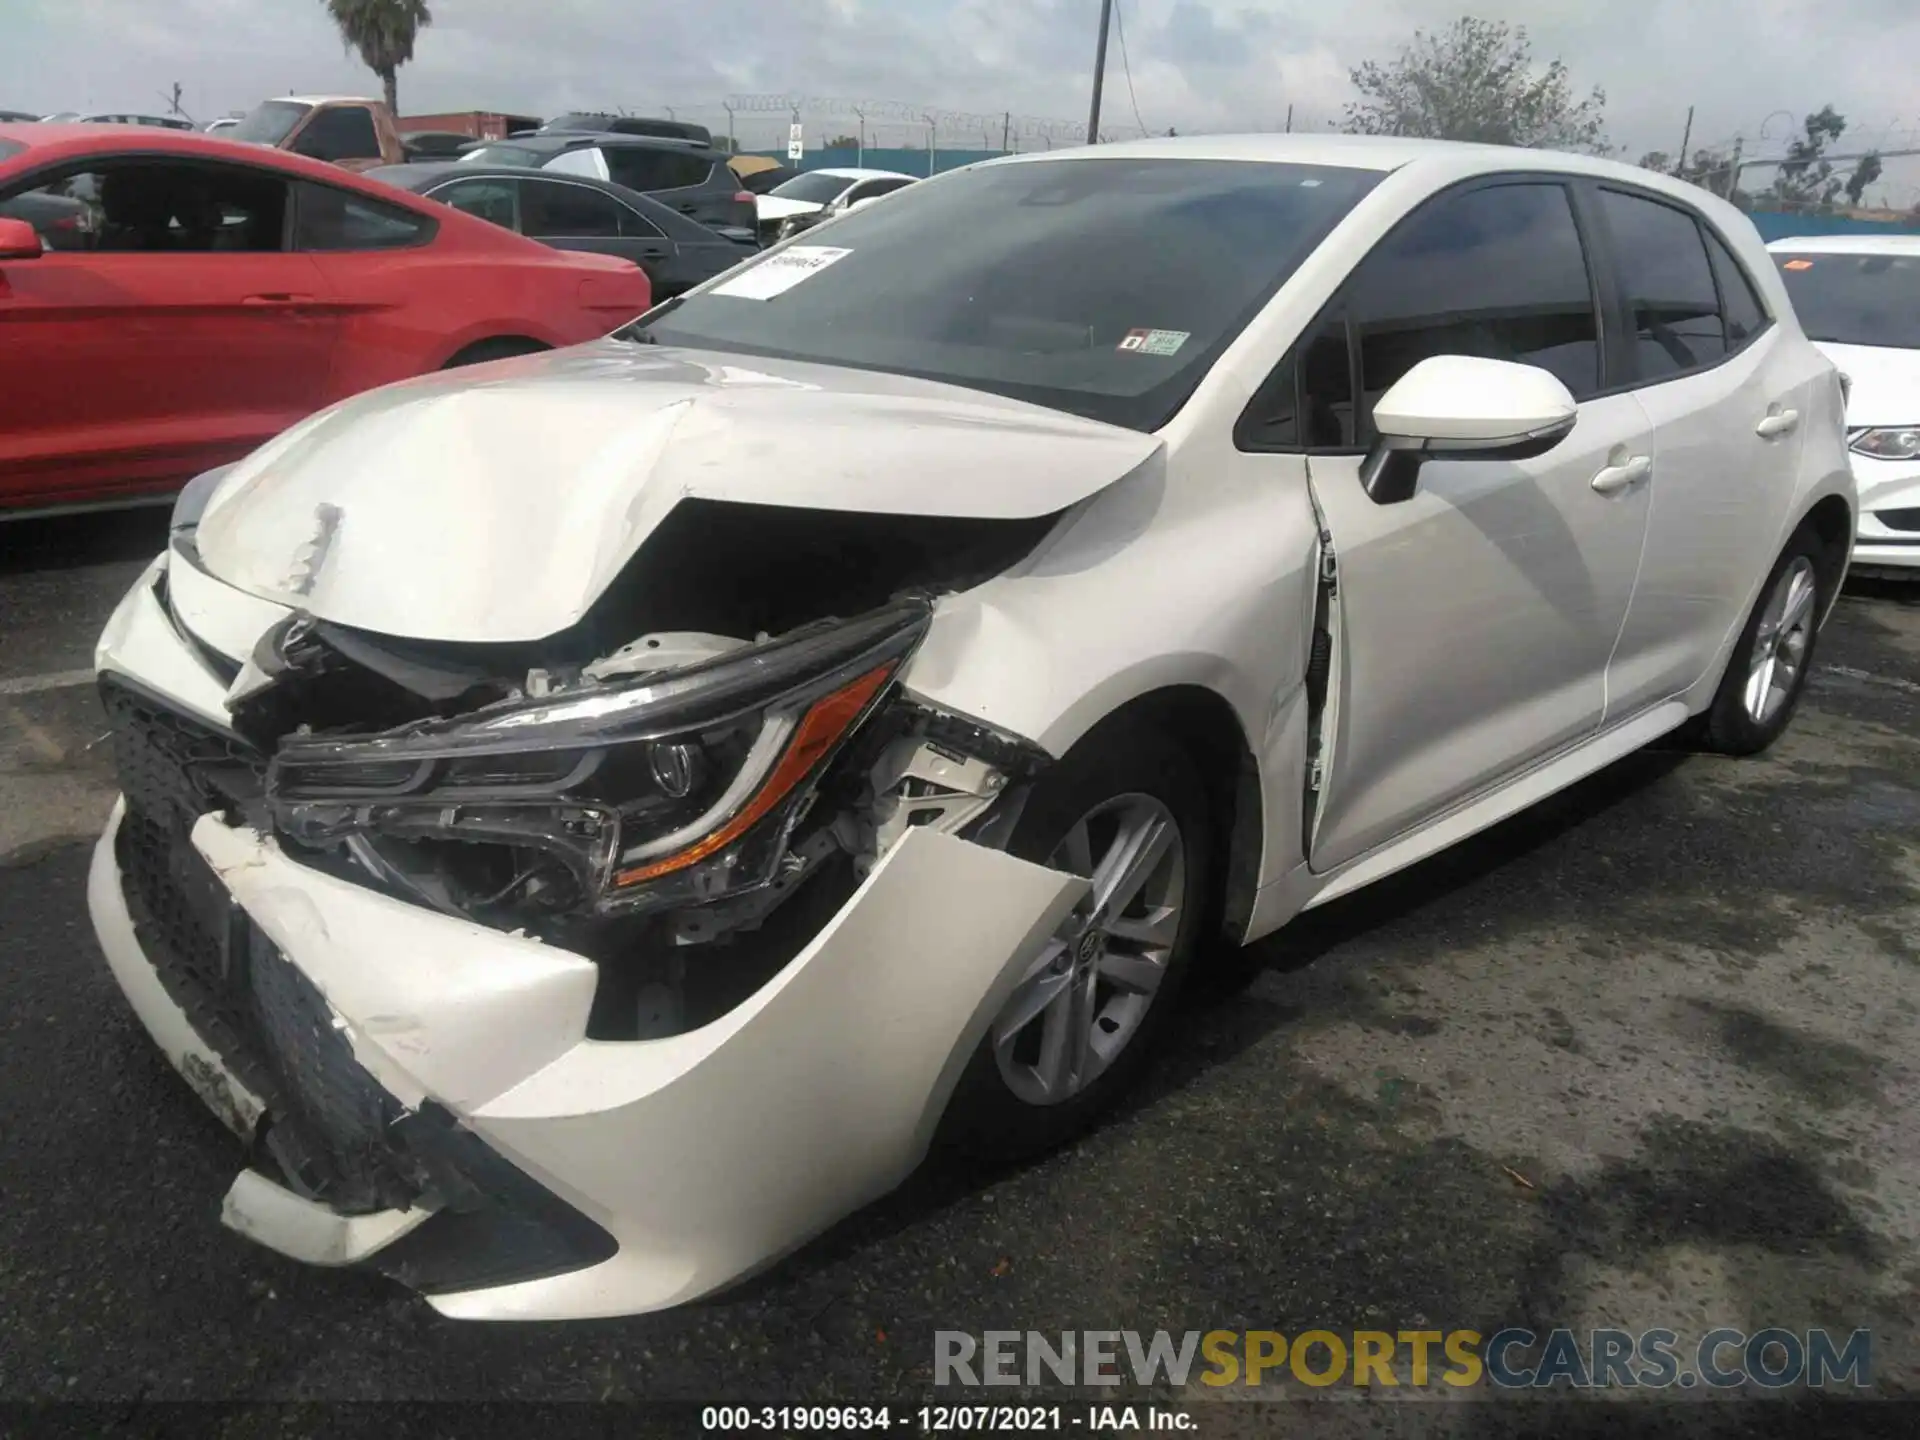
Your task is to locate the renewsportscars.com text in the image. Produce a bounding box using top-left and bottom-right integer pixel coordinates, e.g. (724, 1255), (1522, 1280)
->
(934, 1328), (1873, 1390)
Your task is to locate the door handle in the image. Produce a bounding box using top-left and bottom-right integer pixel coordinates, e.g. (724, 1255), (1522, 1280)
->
(1591, 455), (1653, 496)
(1756, 408), (1800, 439)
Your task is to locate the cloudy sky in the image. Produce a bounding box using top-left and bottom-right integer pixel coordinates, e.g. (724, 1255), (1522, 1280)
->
(8, 1), (1919, 196)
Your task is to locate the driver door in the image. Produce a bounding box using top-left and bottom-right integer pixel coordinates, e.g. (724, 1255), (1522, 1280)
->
(1244, 178), (1655, 873)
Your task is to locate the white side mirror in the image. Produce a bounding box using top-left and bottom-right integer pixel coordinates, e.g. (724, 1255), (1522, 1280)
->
(1363, 355), (1577, 505)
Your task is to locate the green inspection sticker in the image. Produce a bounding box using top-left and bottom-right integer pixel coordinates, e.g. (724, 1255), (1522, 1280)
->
(1118, 327), (1191, 357)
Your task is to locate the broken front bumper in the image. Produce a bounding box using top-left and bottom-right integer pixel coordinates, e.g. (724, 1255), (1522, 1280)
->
(88, 565), (1083, 1320)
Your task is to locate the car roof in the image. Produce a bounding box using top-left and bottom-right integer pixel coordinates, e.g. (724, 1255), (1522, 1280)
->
(1765, 232), (1920, 255)
(809, 167), (915, 181)
(366, 161), (723, 244)
(987, 133), (1733, 199)
(479, 131), (715, 155)
(274, 95), (378, 107)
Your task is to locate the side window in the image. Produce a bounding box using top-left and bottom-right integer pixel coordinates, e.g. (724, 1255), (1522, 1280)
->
(603, 149), (714, 193)
(0, 161), (288, 252)
(293, 182), (432, 250)
(429, 178), (518, 231)
(292, 107), (382, 163)
(521, 180), (623, 238)
(1238, 183), (1598, 453)
(1352, 183), (1601, 430)
(1705, 230), (1770, 349)
(1597, 189), (1726, 380)
(864, 178), (913, 199)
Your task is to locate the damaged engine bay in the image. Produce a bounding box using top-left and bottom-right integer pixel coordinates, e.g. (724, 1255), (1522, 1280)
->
(173, 497), (1060, 1042)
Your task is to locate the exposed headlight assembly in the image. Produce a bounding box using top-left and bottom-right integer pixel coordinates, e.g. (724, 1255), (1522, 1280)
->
(1850, 426), (1920, 461)
(268, 598), (931, 914)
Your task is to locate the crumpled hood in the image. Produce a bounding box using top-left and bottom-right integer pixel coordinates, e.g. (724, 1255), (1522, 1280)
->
(195, 341), (1159, 644)
(1812, 341), (1920, 428)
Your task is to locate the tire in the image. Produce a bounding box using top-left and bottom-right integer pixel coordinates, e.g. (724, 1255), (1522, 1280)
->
(940, 719), (1214, 1161)
(1689, 526), (1833, 756)
(441, 337), (548, 370)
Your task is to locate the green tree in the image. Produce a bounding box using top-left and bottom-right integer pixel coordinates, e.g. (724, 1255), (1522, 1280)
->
(1845, 151), (1883, 208)
(1768, 105), (1847, 210)
(1344, 16), (1608, 153)
(323, 0), (433, 114)
(824, 134), (860, 150)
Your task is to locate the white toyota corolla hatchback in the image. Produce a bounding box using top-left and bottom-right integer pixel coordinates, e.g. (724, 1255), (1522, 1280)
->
(1768, 232), (1920, 576)
(89, 136), (1854, 1320)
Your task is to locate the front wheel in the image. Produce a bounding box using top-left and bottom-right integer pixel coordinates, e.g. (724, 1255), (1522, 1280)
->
(941, 720), (1213, 1161)
(1690, 529), (1831, 755)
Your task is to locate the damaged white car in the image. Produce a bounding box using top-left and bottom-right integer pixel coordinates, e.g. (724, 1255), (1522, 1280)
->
(90, 136), (1855, 1320)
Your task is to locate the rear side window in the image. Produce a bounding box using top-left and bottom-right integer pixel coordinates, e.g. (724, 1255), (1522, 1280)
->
(521, 179), (622, 238)
(292, 107), (382, 163)
(1705, 231), (1769, 347)
(1598, 189), (1726, 380)
(602, 148), (714, 192)
(294, 182), (432, 250)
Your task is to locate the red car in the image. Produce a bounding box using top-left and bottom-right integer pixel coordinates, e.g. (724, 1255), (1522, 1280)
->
(0, 125), (652, 514)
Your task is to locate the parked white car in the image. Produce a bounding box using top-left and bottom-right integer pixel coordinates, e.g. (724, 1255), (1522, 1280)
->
(90, 135), (1853, 1321)
(1768, 233), (1920, 575)
(753, 165), (916, 240)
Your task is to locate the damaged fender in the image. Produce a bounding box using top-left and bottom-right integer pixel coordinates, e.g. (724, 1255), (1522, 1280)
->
(443, 829), (1083, 1320)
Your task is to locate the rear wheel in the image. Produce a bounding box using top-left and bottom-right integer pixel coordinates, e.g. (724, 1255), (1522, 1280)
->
(942, 721), (1213, 1160)
(1690, 529), (1831, 755)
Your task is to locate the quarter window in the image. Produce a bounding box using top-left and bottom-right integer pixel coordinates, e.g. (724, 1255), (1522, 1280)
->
(293, 183), (431, 250)
(1597, 189), (1726, 380)
(1705, 230), (1769, 348)
(602, 149), (715, 192)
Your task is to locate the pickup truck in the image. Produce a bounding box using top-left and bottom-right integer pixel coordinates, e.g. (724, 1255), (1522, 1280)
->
(226, 95), (406, 171)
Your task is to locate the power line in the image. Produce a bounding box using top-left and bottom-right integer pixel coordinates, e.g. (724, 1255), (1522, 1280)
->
(1113, 0), (1148, 136)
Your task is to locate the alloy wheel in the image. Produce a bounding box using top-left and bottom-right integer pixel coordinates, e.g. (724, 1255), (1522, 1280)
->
(992, 794), (1185, 1107)
(1743, 555), (1818, 725)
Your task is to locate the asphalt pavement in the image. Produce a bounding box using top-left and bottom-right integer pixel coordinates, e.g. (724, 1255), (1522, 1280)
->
(1, 509), (1917, 1433)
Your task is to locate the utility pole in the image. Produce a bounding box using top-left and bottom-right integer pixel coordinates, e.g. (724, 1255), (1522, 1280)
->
(1674, 105), (1694, 175)
(1086, 0), (1114, 145)
(1002, 110), (1011, 153)
(1285, 103), (1293, 133)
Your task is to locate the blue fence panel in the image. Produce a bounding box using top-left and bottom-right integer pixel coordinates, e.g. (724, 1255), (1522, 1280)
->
(1748, 211), (1920, 242)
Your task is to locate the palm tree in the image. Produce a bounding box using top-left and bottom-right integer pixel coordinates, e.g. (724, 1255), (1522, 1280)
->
(323, 0), (433, 114)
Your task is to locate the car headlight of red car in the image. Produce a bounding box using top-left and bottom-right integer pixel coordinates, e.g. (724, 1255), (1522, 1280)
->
(267, 598), (931, 915)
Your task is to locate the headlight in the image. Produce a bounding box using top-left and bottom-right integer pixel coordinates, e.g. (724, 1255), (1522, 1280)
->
(268, 598), (931, 915)
(1850, 426), (1920, 461)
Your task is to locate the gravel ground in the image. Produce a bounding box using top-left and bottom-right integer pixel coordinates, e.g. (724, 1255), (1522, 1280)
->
(1, 511), (1916, 1437)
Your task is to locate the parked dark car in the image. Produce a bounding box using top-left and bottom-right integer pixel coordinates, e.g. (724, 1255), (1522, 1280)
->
(0, 109), (39, 124)
(371, 163), (752, 298)
(449, 132), (753, 234)
(400, 130), (475, 161)
(540, 112), (713, 146)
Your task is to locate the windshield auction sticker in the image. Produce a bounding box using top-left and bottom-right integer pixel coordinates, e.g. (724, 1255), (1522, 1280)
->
(1118, 327), (1190, 356)
(712, 246), (853, 300)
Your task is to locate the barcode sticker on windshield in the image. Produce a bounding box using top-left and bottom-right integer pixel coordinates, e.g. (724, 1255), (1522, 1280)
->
(711, 246), (853, 300)
(1118, 328), (1191, 357)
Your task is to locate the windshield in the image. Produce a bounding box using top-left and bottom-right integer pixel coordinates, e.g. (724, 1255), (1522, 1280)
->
(623, 157), (1379, 430)
(767, 172), (858, 205)
(229, 101), (309, 146)
(457, 144), (542, 168)
(1776, 251), (1920, 350)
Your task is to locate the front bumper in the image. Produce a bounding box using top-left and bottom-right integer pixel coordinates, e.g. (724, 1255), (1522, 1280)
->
(88, 560), (1083, 1320)
(1851, 452), (1920, 574)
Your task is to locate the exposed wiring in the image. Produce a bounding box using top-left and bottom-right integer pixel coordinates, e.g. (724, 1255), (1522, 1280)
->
(1114, 0), (1149, 137)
